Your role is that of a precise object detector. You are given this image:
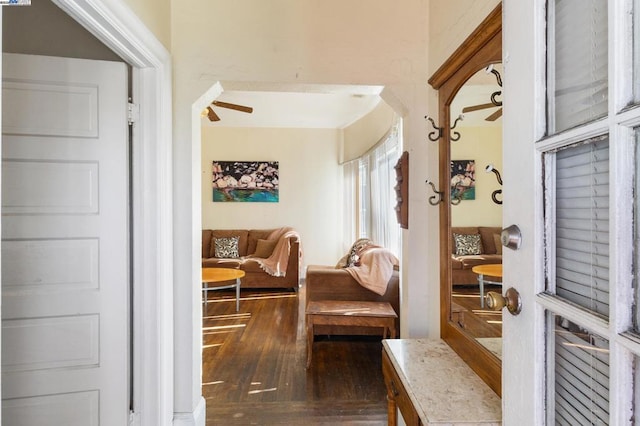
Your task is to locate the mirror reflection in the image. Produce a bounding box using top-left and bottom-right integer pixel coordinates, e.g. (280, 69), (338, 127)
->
(448, 64), (503, 359)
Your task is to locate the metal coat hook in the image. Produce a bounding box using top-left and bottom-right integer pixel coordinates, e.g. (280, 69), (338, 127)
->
(485, 164), (503, 205)
(425, 180), (443, 205)
(424, 116), (443, 142)
(486, 64), (503, 107)
(450, 114), (464, 142)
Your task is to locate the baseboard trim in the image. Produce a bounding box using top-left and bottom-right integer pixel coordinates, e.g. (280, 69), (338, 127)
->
(173, 397), (205, 426)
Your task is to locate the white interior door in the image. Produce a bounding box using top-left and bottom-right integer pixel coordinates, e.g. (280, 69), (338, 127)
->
(1, 53), (129, 425)
(503, 0), (640, 424)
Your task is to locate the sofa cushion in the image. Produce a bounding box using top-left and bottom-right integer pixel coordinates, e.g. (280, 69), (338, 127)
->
(214, 236), (240, 258)
(240, 259), (265, 273)
(202, 258), (242, 268)
(254, 238), (277, 258)
(211, 230), (249, 257)
(478, 226), (502, 254)
(247, 229), (275, 254)
(493, 234), (503, 255)
(458, 254), (502, 269)
(451, 227), (481, 254)
(453, 233), (483, 255)
(202, 229), (213, 259)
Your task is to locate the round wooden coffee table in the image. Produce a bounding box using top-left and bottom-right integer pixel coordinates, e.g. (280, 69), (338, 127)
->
(202, 267), (245, 312)
(471, 264), (502, 308)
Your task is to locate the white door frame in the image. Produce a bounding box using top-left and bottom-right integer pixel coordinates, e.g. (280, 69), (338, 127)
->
(2, 1), (175, 425)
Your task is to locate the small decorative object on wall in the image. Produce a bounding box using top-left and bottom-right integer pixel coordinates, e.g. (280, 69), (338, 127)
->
(394, 151), (409, 228)
(450, 159), (475, 201)
(212, 161), (279, 202)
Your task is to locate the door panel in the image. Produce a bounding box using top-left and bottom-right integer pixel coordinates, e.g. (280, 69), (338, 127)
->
(1, 53), (129, 424)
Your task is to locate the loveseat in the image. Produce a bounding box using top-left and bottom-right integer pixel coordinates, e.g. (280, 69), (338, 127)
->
(202, 228), (301, 289)
(305, 265), (400, 337)
(451, 226), (502, 285)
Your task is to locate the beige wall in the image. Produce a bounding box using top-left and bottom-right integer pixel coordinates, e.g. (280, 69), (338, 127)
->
(451, 126), (502, 227)
(342, 101), (396, 163)
(201, 126), (343, 268)
(123, 0), (171, 50)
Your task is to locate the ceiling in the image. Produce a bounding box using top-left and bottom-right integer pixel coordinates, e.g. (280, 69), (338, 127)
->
(202, 90), (384, 129)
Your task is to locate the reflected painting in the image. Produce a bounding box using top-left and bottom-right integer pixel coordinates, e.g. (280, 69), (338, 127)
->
(212, 161), (279, 202)
(450, 159), (476, 200)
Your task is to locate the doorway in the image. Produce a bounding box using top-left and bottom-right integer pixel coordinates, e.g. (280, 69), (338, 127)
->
(0, 1), (173, 423)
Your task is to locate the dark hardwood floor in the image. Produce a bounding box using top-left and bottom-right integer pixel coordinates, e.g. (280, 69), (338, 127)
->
(202, 284), (388, 425)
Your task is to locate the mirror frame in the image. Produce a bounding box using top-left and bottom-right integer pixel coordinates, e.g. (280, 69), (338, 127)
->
(428, 4), (503, 396)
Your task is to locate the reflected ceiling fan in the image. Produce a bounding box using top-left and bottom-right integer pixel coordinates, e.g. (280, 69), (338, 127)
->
(461, 65), (502, 121)
(203, 100), (254, 122)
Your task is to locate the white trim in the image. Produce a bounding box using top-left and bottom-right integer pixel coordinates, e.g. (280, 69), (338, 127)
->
(172, 397), (206, 426)
(47, 1), (174, 425)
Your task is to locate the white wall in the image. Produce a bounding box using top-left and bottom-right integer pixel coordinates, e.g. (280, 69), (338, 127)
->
(451, 126), (502, 227)
(201, 126), (343, 268)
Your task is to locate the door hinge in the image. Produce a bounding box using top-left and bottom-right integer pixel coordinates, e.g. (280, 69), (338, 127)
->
(128, 102), (140, 125)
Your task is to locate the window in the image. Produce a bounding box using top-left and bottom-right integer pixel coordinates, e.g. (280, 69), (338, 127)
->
(345, 119), (402, 256)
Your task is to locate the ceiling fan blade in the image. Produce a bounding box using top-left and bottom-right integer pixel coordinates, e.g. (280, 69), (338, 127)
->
(207, 106), (220, 122)
(212, 100), (254, 114)
(485, 108), (502, 121)
(461, 102), (496, 113)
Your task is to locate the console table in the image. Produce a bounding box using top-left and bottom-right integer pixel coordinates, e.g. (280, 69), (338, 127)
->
(382, 339), (501, 425)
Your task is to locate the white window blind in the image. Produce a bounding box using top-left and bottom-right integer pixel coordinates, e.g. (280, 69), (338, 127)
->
(550, 137), (610, 317)
(548, 0), (608, 134)
(551, 315), (610, 425)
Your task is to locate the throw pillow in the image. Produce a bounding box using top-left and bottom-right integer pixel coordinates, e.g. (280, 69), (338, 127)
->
(345, 238), (373, 267)
(493, 234), (503, 255)
(254, 238), (277, 258)
(214, 236), (240, 258)
(453, 233), (482, 256)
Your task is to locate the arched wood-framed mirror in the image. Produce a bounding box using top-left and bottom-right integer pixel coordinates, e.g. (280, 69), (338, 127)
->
(428, 4), (503, 396)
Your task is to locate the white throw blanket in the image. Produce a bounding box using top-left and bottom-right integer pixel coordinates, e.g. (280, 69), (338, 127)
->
(345, 246), (399, 296)
(252, 226), (300, 277)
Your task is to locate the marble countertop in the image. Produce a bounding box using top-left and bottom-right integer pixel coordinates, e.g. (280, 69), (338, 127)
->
(383, 338), (501, 425)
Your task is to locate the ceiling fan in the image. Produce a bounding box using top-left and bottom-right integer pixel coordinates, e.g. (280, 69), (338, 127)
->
(461, 65), (502, 121)
(203, 100), (254, 122)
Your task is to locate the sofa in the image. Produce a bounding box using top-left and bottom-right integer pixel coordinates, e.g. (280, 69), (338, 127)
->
(451, 226), (502, 285)
(202, 228), (301, 289)
(305, 264), (400, 337)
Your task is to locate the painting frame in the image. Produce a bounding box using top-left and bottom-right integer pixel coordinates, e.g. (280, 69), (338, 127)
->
(212, 160), (279, 202)
(450, 159), (476, 201)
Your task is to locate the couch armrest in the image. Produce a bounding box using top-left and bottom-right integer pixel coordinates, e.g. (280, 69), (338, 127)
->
(285, 238), (300, 283)
(305, 265), (399, 315)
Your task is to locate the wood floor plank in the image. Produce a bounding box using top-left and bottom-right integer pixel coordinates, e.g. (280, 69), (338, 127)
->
(202, 285), (387, 424)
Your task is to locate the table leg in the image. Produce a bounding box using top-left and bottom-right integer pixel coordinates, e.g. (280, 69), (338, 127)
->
(203, 282), (208, 307)
(479, 273), (485, 308)
(235, 278), (241, 312)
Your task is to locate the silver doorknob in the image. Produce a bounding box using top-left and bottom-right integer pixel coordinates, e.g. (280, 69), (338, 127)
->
(485, 287), (522, 315)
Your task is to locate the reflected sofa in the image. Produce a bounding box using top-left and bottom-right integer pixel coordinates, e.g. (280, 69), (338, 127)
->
(451, 226), (502, 285)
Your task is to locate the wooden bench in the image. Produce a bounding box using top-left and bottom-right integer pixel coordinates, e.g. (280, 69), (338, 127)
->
(306, 300), (397, 368)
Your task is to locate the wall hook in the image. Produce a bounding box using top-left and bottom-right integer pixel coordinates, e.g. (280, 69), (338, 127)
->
(424, 116), (443, 142)
(450, 114), (464, 142)
(425, 180), (443, 205)
(485, 164), (503, 205)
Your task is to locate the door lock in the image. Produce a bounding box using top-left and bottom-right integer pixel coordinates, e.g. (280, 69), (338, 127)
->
(485, 287), (522, 315)
(501, 224), (522, 250)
